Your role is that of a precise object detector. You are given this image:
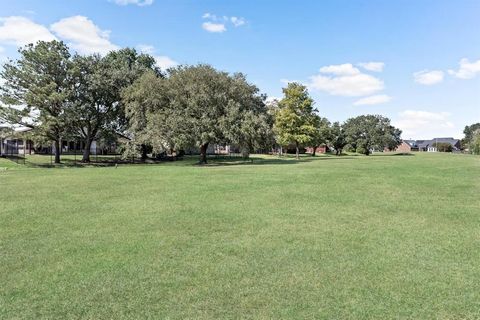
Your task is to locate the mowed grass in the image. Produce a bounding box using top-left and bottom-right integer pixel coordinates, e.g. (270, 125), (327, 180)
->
(1, 153), (479, 319)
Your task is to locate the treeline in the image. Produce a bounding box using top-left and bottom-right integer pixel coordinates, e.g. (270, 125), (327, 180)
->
(0, 40), (403, 164)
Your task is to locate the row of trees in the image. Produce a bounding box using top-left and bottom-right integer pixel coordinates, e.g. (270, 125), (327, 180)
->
(271, 83), (402, 158)
(1, 41), (157, 163)
(1, 40), (403, 164)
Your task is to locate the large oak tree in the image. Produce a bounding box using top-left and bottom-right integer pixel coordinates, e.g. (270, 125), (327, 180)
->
(343, 114), (402, 155)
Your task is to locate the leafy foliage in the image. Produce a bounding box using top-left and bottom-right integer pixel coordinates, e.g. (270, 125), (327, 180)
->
(343, 115), (402, 155)
(329, 122), (347, 155)
(68, 49), (157, 162)
(307, 115), (331, 156)
(123, 65), (272, 163)
(274, 83), (316, 158)
(463, 123), (480, 149)
(432, 142), (453, 152)
(0, 40), (72, 163)
(469, 129), (480, 155)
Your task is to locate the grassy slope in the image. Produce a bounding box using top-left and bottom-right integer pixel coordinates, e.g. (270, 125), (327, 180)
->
(1, 153), (479, 319)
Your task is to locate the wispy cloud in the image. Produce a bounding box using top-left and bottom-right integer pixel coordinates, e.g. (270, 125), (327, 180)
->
(201, 13), (246, 33)
(448, 58), (480, 79)
(353, 94), (392, 106)
(357, 62), (385, 72)
(202, 22), (226, 33)
(393, 110), (457, 139)
(308, 63), (384, 96)
(413, 70), (444, 85)
(111, 0), (153, 6)
(137, 44), (177, 70)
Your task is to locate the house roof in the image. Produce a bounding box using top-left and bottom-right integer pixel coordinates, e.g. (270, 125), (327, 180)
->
(403, 140), (417, 147)
(410, 137), (461, 149)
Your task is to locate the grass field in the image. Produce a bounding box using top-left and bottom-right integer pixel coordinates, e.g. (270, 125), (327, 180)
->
(1, 153), (479, 319)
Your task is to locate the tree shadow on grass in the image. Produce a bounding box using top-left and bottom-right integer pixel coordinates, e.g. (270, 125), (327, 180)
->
(200, 154), (362, 166)
(24, 157), (182, 169)
(373, 152), (415, 157)
(22, 153), (377, 169)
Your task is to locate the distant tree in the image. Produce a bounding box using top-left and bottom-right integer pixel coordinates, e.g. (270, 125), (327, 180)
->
(432, 142), (453, 152)
(0, 40), (72, 163)
(274, 83), (316, 159)
(225, 107), (274, 159)
(470, 129), (480, 155)
(463, 123), (480, 148)
(307, 115), (331, 156)
(329, 122), (347, 155)
(343, 115), (402, 155)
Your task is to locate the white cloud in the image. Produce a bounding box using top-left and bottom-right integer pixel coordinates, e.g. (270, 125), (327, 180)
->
(319, 63), (360, 76)
(50, 16), (119, 55)
(153, 55), (177, 70)
(413, 70), (444, 85)
(230, 17), (245, 27)
(137, 44), (177, 70)
(309, 63), (384, 96)
(0, 46), (6, 62)
(0, 16), (56, 46)
(201, 13), (246, 32)
(448, 58), (480, 79)
(357, 62), (385, 72)
(393, 110), (458, 139)
(202, 13), (216, 20)
(353, 94), (392, 106)
(202, 22), (226, 33)
(111, 0), (153, 6)
(137, 44), (155, 55)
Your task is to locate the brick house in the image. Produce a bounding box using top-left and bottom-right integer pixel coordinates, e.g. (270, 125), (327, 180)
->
(305, 145), (329, 155)
(389, 138), (461, 153)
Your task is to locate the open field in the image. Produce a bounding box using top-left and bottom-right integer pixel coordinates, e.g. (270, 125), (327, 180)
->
(1, 153), (479, 319)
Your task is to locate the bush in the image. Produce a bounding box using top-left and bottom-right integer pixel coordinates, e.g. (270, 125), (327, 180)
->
(433, 142), (453, 152)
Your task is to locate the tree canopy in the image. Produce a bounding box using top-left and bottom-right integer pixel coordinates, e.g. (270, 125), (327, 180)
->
(68, 49), (157, 162)
(343, 115), (402, 155)
(329, 121), (347, 156)
(0, 40), (72, 163)
(123, 64), (271, 163)
(274, 83), (317, 159)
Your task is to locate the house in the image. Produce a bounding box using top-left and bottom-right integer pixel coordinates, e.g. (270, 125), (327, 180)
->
(305, 145), (329, 155)
(1, 126), (112, 157)
(390, 138), (461, 153)
(417, 138), (461, 152)
(393, 141), (414, 153)
(0, 127), (34, 157)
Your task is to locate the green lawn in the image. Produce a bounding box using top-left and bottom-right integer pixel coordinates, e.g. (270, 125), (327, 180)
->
(1, 153), (479, 319)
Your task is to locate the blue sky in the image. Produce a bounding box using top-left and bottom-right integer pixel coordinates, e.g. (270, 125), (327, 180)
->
(1, 0), (479, 139)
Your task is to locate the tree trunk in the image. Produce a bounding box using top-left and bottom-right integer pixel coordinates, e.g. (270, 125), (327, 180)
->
(199, 142), (209, 164)
(295, 142), (299, 160)
(54, 140), (61, 164)
(311, 145), (318, 157)
(141, 144), (148, 161)
(82, 138), (93, 162)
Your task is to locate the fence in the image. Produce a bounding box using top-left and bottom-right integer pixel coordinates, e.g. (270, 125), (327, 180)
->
(0, 139), (26, 164)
